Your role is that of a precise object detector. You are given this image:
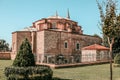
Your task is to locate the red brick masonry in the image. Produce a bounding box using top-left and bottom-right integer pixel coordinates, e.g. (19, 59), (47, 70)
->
(0, 52), (11, 60)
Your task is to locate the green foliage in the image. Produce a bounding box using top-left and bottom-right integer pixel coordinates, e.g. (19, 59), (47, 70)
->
(97, 0), (120, 37)
(101, 0), (119, 38)
(4, 65), (53, 80)
(112, 37), (120, 56)
(97, 0), (120, 38)
(103, 35), (109, 47)
(13, 38), (35, 67)
(0, 39), (9, 51)
(114, 53), (120, 64)
(97, 0), (120, 59)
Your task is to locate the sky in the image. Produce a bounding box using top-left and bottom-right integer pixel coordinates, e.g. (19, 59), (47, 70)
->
(0, 0), (120, 46)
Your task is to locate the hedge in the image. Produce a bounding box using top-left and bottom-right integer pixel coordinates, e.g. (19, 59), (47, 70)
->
(4, 65), (53, 80)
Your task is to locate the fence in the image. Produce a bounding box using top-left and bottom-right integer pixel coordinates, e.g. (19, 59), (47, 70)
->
(36, 54), (110, 65)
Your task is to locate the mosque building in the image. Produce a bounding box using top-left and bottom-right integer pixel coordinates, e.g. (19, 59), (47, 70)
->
(11, 11), (102, 64)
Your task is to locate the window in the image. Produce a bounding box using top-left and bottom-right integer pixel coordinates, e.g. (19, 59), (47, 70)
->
(64, 42), (68, 48)
(76, 43), (80, 50)
(52, 22), (56, 29)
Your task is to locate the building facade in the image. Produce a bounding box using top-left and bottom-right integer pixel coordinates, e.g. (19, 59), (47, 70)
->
(81, 44), (109, 62)
(11, 12), (102, 64)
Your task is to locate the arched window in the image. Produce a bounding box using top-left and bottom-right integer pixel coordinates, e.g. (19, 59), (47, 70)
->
(52, 22), (56, 29)
(64, 41), (68, 49)
(76, 43), (80, 50)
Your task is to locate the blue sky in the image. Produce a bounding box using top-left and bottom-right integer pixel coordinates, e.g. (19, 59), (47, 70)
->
(0, 0), (119, 45)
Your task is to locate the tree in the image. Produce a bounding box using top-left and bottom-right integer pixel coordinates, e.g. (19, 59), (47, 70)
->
(114, 53), (120, 65)
(97, 0), (120, 80)
(112, 36), (120, 56)
(103, 35), (109, 47)
(13, 38), (35, 67)
(112, 14), (120, 56)
(0, 39), (9, 51)
(102, 13), (120, 57)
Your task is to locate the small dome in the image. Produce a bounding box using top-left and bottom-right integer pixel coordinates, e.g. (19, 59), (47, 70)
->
(20, 27), (37, 31)
(47, 15), (70, 20)
(47, 15), (66, 19)
(47, 11), (70, 20)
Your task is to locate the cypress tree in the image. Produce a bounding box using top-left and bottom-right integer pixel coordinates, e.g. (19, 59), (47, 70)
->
(13, 38), (35, 67)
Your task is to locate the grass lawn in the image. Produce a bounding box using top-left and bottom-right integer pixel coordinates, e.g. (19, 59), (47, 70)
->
(0, 60), (13, 80)
(0, 60), (120, 80)
(53, 64), (120, 80)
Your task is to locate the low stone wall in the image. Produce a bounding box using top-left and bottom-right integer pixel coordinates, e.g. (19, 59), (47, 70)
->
(0, 52), (11, 60)
(37, 60), (110, 68)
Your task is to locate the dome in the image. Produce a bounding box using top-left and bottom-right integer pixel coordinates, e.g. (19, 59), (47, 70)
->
(20, 27), (37, 32)
(47, 11), (70, 20)
(47, 15), (70, 20)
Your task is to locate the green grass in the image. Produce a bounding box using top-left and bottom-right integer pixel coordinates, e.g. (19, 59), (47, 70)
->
(53, 64), (120, 80)
(0, 60), (120, 80)
(0, 60), (13, 80)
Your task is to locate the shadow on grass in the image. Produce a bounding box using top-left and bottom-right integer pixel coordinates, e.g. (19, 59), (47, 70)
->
(52, 77), (72, 80)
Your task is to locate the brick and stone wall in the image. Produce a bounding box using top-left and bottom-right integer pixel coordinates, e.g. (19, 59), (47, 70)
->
(12, 29), (102, 62)
(36, 31), (45, 62)
(81, 50), (96, 62)
(11, 31), (32, 60)
(43, 30), (101, 56)
(36, 31), (44, 54)
(44, 30), (61, 55)
(0, 52), (11, 60)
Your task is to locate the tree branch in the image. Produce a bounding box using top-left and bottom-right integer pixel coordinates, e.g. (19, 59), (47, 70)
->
(107, 37), (111, 45)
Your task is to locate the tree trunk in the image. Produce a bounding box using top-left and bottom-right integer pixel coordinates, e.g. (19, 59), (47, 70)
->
(110, 44), (113, 80)
(108, 37), (114, 80)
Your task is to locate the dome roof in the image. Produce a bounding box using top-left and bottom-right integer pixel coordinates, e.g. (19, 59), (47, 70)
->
(47, 15), (70, 20)
(20, 27), (37, 32)
(47, 11), (70, 20)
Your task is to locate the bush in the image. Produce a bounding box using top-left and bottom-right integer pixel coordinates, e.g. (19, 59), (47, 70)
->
(4, 65), (53, 80)
(5, 38), (53, 80)
(114, 53), (120, 64)
(13, 38), (35, 67)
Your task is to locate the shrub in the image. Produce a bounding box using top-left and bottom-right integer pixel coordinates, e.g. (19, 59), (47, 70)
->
(4, 65), (53, 80)
(5, 38), (53, 80)
(13, 38), (35, 67)
(114, 53), (120, 64)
